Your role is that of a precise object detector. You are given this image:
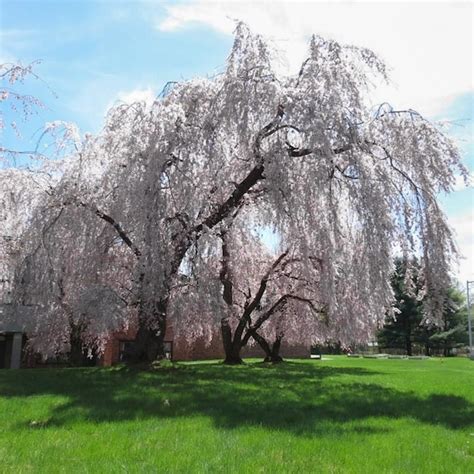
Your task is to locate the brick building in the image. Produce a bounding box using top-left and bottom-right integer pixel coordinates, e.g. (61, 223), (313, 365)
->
(0, 304), (30, 369)
(1, 305), (310, 368)
(100, 324), (310, 365)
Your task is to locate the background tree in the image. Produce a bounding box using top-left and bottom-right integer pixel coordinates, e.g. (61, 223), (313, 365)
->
(0, 61), (43, 165)
(1, 61), (80, 167)
(377, 259), (468, 356)
(9, 175), (134, 364)
(1, 62), (85, 362)
(0, 168), (51, 306)
(417, 286), (468, 356)
(214, 221), (325, 364)
(377, 258), (423, 356)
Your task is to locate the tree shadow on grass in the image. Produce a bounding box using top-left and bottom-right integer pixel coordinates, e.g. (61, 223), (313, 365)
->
(1, 361), (473, 436)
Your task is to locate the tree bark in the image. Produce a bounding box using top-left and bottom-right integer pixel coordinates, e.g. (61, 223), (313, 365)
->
(249, 330), (284, 363)
(131, 299), (167, 363)
(267, 336), (283, 363)
(223, 348), (244, 365)
(251, 330), (272, 357)
(222, 326), (245, 364)
(406, 337), (412, 356)
(69, 321), (86, 366)
(221, 318), (243, 364)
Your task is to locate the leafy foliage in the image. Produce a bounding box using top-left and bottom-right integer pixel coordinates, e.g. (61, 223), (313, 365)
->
(3, 24), (467, 361)
(378, 258), (468, 355)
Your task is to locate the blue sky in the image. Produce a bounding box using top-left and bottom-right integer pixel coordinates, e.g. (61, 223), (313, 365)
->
(1, 0), (472, 281)
(1, 1), (232, 139)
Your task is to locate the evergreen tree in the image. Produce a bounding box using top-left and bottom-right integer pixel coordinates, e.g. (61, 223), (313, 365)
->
(378, 259), (468, 356)
(417, 287), (468, 356)
(377, 258), (422, 356)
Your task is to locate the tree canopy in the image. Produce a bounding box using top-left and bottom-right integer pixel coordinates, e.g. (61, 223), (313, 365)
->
(3, 24), (467, 363)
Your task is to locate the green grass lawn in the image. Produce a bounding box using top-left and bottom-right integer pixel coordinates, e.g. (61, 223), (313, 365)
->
(0, 356), (473, 473)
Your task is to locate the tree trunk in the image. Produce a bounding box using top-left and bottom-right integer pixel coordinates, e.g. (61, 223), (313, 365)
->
(251, 330), (284, 363)
(264, 336), (283, 363)
(251, 330), (272, 359)
(131, 299), (167, 363)
(223, 349), (243, 365)
(223, 339), (244, 364)
(223, 330), (244, 365)
(69, 321), (86, 366)
(221, 318), (243, 364)
(269, 336), (284, 363)
(406, 334), (412, 356)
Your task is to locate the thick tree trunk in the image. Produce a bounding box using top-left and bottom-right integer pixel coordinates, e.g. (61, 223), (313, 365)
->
(223, 348), (243, 365)
(222, 324), (244, 364)
(69, 321), (86, 366)
(131, 299), (167, 363)
(219, 230), (244, 365)
(69, 334), (84, 366)
(251, 330), (284, 363)
(221, 318), (243, 364)
(267, 336), (284, 363)
(263, 336), (283, 363)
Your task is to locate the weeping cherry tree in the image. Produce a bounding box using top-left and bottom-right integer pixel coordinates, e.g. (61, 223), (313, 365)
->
(21, 23), (466, 362)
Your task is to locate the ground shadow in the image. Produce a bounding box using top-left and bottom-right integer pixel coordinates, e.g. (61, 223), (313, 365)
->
(1, 361), (472, 435)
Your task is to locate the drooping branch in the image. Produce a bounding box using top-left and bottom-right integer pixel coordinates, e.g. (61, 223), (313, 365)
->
(76, 201), (142, 258)
(242, 294), (322, 347)
(364, 140), (424, 196)
(219, 229), (233, 307)
(288, 143), (352, 158)
(168, 106), (288, 270)
(245, 251), (289, 315)
(194, 105), (286, 237)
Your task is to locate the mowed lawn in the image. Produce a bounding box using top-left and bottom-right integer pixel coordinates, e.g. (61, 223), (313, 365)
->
(0, 357), (473, 473)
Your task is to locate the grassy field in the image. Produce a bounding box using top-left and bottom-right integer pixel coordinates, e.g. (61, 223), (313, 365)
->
(0, 356), (473, 473)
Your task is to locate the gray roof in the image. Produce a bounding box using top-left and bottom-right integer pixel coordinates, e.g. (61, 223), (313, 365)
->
(0, 304), (36, 333)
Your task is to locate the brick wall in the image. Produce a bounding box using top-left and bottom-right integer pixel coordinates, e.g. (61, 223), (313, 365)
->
(101, 325), (310, 365)
(242, 339), (310, 359)
(101, 326), (137, 366)
(173, 331), (225, 361)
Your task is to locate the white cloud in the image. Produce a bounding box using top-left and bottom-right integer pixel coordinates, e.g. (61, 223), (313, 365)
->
(116, 87), (156, 106)
(157, 1), (473, 117)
